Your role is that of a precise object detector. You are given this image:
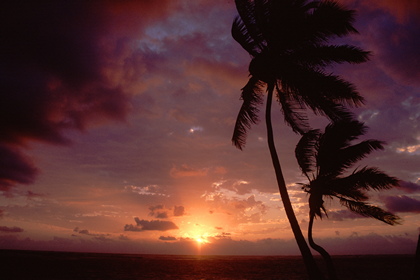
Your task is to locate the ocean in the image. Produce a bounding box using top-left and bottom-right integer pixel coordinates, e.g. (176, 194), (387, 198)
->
(0, 250), (416, 280)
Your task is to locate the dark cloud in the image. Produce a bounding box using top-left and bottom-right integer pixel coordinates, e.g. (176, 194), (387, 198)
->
(0, 1), (129, 144)
(0, 144), (38, 192)
(367, 15), (420, 86)
(119, 234), (130, 241)
(342, 0), (420, 86)
(0, 226), (24, 233)
(397, 181), (420, 193)
(73, 227), (112, 241)
(173, 206), (185, 216)
(124, 218), (179, 232)
(155, 212), (169, 219)
(149, 205), (168, 218)
(0, 0), (171, 192)
(214, 232), (231, 238)
(384, 195), (420, 213)
(159, 236), (177, 241)
(123, 224), (142, 232)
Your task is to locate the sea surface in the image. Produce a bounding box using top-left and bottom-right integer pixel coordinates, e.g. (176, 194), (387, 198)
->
(0, 250), (416, 280)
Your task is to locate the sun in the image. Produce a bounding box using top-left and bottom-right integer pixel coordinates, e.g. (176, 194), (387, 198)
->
(195, 236), (208, 244)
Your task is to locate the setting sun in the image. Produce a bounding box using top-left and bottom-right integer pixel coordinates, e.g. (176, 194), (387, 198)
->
(194, 236), (209, 244)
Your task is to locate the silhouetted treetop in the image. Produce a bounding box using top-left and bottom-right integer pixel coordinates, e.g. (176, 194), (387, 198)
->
(232, 0), (370, 150)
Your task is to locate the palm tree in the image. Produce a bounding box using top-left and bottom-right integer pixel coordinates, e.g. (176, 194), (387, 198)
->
(295, 120), (400, 279)
(231, 0), (369, 279)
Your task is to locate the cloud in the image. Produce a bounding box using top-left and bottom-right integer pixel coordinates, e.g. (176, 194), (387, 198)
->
(159, 236), (177, 241)
(119, 234), (130, 241)
(155, 212), (169, 219)
(383, 195), (420, 213)
(78, 229), (90, 235)
(342, 1), (420, 87)
(0, 0), (172, 192)
(397, 181), (420, 193)
(73, 227), (112, 241)
(341, 0), (420, 21)
(203, 191), (268, 224)
(149, 205), (187, 219)
(0, 226), (24, 233)
(214, 232), (231, 238)
(367, 0), (420, 21)
(148, 205), (165, 218)
(0, 144), (38, 192)
(173, 206), (185, 216)
(124, 218), (179, 232)
(369, 16), (420, 86)
(170, 164), (208, 178)
(125, 185), (169, 197)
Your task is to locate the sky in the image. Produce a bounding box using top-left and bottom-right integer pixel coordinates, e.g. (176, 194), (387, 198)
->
(0, 0), (419, 256)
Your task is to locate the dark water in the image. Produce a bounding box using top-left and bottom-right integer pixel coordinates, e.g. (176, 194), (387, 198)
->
(0, 250), (416, 280)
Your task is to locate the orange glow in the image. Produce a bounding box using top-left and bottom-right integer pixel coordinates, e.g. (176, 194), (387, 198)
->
(194, 236), (210, 244)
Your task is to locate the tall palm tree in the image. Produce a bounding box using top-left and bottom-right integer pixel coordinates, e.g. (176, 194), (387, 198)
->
(231, 1), (369, 279)
(295, 120), (400, 279)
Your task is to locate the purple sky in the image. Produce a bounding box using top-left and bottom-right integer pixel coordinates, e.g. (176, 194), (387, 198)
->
(0, 0), (419, 255)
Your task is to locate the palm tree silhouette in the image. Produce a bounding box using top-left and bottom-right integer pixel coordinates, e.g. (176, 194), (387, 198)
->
(231, 1), (369, 279)
(295, 120), (400, 279)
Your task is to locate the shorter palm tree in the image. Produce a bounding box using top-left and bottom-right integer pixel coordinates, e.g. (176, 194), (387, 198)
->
(295, 120), (400, 280)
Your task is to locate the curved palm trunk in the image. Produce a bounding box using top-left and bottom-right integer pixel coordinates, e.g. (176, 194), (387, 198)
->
(308, 214), (338, 280)
(265, 84), (324, 280)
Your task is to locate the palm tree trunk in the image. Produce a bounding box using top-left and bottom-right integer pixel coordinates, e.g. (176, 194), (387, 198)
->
(265, 84), (324, 280)
(308, 213), (338, 280)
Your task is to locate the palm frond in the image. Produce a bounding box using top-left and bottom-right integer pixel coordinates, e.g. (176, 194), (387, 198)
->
(317, 120), (366, 176)
(309, 0), (359, 40)
(262, 0), (320, 50)
(253, 0), (271, 45)
(329, 182), (368, 201)
(232, 76), (265, 150)
(234, 0), (266, 54)
(232, 17), (260, 57)
(333, 140), (385, 172)
(320, 120), (366, 150)
(300, 70), (365, 108)
(346, 167), (400, 191)
(338, 197), (401, 225)
(295, 129), (321, 176)
(276, 85), (309, 135)
(312, 101), (356, 126)
(294, 45), (371, 67)
(278, 65), (364, 113)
